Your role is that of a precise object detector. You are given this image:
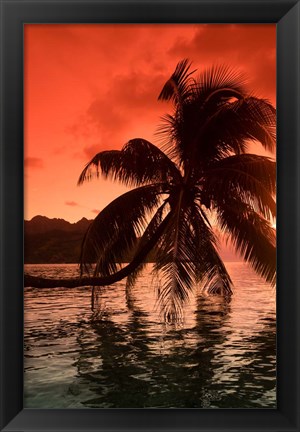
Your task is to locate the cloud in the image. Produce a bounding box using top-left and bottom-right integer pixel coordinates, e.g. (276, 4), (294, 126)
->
(64, 26), (276, 169)
(87, 71), (164, 124)
(68, 24), (276, 163)
(69, 69), (167, 153)
(91, 209), (100, 214)
(168, 24), (276, 101)
(24, 157), (43, 169)
(65, 201), (79, 207)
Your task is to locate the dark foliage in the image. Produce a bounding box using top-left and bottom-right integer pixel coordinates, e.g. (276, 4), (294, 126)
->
(42, 60), (277, 319)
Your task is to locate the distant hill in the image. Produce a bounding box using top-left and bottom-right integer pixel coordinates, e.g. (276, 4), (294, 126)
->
(24, 216), (92, 264)
(24, 215), (240, 264)
(25, 215), (91, 235)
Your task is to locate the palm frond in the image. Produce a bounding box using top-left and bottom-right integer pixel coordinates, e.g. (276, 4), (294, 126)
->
(158, 59), (196, 105)
(80, 184), (165, 276)
(193, 64), (248, 104)
(125, 202), (169, 292)
(158, 66), (275, 167)
(153, 198), (197, 320)
(203, 154), (276, 219)
(78, 138), (180, 187)
(229, 97), (276, 152)
(156, 66), (247, 165)
(186, 96), (275, 168)
(153, 198), (233, 320)
(216, 199), (276, 285)
(189, 205), (233, 296)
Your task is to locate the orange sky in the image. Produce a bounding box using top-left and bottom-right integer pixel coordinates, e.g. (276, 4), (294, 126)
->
(24, 24), (276, 223)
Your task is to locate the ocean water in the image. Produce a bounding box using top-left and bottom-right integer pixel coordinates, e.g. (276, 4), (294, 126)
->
(24, 262), (276, 408)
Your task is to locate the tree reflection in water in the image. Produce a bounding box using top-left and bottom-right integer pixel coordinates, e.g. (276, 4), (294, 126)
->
(71, 289), (275, 408)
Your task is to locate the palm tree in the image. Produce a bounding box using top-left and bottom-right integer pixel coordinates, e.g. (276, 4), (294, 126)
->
(76, 59), (276, 320)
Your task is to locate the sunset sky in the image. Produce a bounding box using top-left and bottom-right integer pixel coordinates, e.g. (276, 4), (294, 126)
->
(24, 24), (276, 223)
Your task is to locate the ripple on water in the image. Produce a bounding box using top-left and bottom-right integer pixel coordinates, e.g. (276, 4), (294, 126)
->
(24, 263), (276, 408)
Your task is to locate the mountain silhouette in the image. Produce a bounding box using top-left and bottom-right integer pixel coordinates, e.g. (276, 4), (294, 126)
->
(24, 215), (240, 264)
(24, 216), (92, 263)
(25, 215), (91, 235)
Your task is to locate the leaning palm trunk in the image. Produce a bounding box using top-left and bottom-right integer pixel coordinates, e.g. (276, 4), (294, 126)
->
(24, 214), (171, 288)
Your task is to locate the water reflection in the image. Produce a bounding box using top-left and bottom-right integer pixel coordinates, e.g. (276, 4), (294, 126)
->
(24, 263), (276, 408)
(71, 293), (275, 408)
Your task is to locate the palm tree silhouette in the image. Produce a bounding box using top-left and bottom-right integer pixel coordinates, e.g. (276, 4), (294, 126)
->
(77, 60), (276, 319)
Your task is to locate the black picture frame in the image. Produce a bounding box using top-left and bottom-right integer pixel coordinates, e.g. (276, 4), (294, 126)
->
(0, 0), (299, 431)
